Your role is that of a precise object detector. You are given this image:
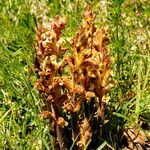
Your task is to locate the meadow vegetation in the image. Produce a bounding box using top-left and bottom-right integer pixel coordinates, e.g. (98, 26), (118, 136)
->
(0, 0), (149, 149)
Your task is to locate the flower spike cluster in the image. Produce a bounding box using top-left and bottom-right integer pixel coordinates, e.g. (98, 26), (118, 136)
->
(34, 9), (113, 150)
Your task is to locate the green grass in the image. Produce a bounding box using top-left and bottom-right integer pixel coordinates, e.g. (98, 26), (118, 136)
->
(0, 0), (149, 149)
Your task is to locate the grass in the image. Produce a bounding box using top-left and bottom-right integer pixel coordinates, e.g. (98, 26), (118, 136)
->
(0, 0), (149, 149)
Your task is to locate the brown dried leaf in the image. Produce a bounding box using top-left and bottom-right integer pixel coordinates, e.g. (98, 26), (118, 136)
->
(124, 127), (150, 150)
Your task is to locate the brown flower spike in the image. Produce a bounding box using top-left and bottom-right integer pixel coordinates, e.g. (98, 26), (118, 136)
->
(34, 9), (113, 150)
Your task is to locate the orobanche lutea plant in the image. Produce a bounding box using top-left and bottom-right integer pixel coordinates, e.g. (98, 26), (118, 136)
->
(34, 9), (113, 150)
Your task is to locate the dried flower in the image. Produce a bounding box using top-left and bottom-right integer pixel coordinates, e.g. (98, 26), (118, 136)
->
(57, 117), (68, 127)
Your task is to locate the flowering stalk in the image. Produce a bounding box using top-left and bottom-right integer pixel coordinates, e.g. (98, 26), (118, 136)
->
(34, 16), (67, 149)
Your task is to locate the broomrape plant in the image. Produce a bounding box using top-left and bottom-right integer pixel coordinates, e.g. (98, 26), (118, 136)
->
(34, 8), (114, 150)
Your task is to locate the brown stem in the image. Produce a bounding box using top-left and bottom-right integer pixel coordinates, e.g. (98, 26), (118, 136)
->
(56, 125), (65, 150)
(50, 122), (56, 150)
(51, 104), (65, 150)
